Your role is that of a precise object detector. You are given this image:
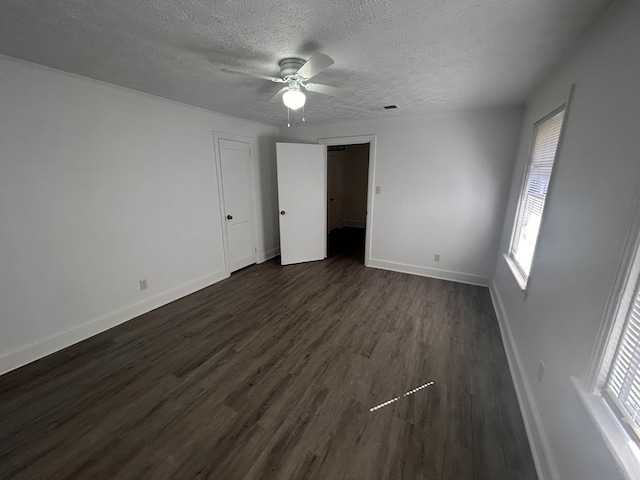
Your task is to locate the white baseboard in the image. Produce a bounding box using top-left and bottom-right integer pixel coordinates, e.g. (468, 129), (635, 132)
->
(340, 220), (366, 229)
(0, 270), (229, 376)
(489, 281), (560, 480)
(367, 258), (490, 287)
(258, 247), (280, 263)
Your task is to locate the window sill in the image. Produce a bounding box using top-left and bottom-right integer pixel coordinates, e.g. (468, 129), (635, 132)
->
(503, 253), (529, 292)
(571, 376), (640, 480)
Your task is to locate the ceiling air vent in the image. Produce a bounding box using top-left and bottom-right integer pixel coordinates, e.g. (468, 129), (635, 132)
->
(370, 105), (399, 112)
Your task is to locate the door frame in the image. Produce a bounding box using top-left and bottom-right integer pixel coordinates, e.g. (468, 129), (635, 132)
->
(318, 135), (376, 266)
(213, 131), (262, 275)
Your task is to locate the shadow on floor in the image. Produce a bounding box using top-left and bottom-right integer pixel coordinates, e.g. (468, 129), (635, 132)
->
(327, 227), (365, 263)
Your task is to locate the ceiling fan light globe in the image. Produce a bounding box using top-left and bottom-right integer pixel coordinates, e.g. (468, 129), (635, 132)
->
(283, 90), (306, 110)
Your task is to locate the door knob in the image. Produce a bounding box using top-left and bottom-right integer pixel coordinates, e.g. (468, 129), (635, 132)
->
(280, 210), (286, 215)
(227, 214), (233, 220)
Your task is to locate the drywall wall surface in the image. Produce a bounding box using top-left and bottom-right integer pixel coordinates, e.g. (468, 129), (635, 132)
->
(256, 132), (280, 259)
(280, 107), (523, 283)
(0, 56), (278, 373)
(326, 144), (369, 229)
(340, 144), (369, 228)
(492, 1), (640, 479)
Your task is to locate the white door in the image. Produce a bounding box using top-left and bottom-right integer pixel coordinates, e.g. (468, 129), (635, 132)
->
(276, 143), (327, 265)
(218, 138), (256, 272)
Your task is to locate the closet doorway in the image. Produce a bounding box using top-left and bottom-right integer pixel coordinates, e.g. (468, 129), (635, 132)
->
(322, 139), (374, 264)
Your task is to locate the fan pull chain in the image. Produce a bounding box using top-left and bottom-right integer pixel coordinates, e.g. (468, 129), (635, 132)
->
(302, 105), (305, 123)
(287, 107), (290, 128)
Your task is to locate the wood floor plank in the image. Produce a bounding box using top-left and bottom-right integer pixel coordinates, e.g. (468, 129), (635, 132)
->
(0, 228), (537, 479)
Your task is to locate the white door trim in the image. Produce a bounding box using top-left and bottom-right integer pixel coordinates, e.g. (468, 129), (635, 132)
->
(318, 135), (376, 266)
(213, 131), (262, 274)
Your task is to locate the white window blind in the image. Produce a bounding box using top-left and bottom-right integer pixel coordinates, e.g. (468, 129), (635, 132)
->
(604, 278), (640, 441)
(509, 107), (565, 282)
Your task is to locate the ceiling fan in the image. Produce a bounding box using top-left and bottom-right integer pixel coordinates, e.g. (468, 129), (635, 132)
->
(221, 52), (351, 112)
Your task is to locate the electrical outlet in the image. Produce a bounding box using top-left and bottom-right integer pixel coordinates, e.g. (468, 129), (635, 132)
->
(537, 362), (545, 382)
(434, 253), (440, 262)
(375, 186), (381, 194)
(139, 279), (148, 291)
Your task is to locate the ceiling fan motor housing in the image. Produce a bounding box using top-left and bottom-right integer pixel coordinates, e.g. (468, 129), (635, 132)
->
(279, 58), (305, 79)
(221, 53), (349, 108)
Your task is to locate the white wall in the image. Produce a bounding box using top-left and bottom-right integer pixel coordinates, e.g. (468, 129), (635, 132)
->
(491, 1), (640, 479)
(340, 144), (369, 228)
(280, 107), (523, 285)
(0, 56), (279, 374)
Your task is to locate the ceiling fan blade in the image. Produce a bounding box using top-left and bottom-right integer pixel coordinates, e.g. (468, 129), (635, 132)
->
(221, 69), (285, 83)
(296, 52), (334, 80)
(304, 83), (351, 99)
(268, 87), (289, 103)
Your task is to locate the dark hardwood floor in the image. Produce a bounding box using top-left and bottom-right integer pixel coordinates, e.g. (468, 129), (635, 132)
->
(0, 229), (537, 479)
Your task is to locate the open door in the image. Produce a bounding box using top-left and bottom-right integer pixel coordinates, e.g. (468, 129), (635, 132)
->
(276, 143), (327, 265)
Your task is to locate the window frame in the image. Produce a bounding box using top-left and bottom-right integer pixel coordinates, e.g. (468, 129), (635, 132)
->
(574, 196), (640, 480)
(594, 203), (640, 444)
(506, 103), (568, 291)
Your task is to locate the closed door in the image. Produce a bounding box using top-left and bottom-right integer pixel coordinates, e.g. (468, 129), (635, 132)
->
(276, 143), (327, 265)
(218, 138), (256, 272)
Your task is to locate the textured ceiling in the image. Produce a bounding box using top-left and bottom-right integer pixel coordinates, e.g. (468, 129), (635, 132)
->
(0, 0), (613, 127)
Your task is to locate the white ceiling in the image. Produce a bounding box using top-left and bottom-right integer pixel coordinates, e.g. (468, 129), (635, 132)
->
(0, 0), (613, 127)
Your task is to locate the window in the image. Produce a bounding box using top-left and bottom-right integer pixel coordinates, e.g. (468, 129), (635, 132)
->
(602, 242), (640, 442)
(507, 106), (566, 288)
(578, 207), (640, 476)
